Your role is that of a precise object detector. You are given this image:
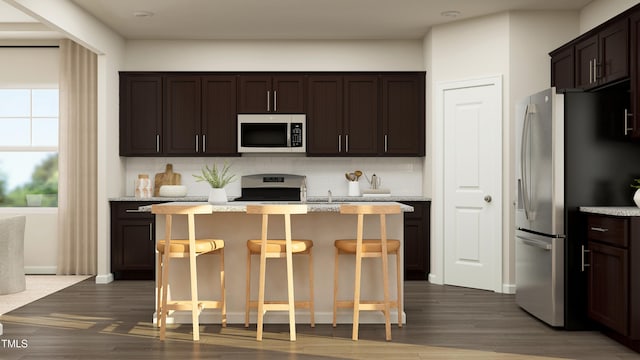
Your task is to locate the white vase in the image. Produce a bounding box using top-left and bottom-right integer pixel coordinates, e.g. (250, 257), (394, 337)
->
(634, 189), (640, 208)
(348, 181), (360, 196)
(208, 188), (227, 204)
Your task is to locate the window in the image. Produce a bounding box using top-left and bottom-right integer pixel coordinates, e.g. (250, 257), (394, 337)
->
(0, 89), (58, 207)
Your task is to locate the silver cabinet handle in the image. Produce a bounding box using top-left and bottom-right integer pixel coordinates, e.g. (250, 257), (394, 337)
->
(202, 134), (206, 153)
(589, 59), (593, 84)
(384, 134), (388, 152)
(267, 90), (270, 112)
(149, 223), (153, 241)
(125, 209), (148, 213)
(345, 134), (349, 152)
(156, 134), (160, 153)
(625, 109), (633, 136)
(274, 90), (277, 112)
(195, 134), (199, 152)
(338, 134), (341, 152)
(590, 226), (608, 232)
(581, 245), (591, 272)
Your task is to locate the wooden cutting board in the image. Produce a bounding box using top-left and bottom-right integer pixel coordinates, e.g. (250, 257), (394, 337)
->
(153, 164), (182, 196)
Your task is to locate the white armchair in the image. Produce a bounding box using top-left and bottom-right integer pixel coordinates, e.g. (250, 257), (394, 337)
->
(0, 216), (26, 295)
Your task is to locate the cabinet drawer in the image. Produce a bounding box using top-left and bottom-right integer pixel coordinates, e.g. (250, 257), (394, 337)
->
(586, 215), (629, 247)
(111, 201), (156, 220)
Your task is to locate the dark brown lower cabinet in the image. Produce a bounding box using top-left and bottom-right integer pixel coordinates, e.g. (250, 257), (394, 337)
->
(110, 201), (159, 280)
(402, 201), (431, 280)
(586, 214), (640, 352)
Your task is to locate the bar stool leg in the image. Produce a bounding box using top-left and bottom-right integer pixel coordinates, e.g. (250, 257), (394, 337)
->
(159, 214), (172, 341)
(309, 248), (315, 328)
(352, 214), (364, 341)
(285, 214), (297, 341)
(220, 248), (227, 327)
(187, 213), (200, 341)
(245, 247), (251, 328)
(256, 214), (268, 341)
(396, 249), (402, 328)
(332, 247), (339, 327)
(156, 251), (162, 329)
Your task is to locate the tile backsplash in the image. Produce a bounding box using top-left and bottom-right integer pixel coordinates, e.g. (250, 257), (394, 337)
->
(124, 156), (423, 198)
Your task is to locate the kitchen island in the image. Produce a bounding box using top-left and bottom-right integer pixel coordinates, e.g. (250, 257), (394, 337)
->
(149, 201), (413, 325)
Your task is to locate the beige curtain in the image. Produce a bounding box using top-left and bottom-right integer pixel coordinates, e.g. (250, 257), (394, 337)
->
(57, 39), (98, 275)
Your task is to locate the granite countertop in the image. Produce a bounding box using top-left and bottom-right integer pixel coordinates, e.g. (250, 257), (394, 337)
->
(139, 201), (415, 213)
(580, 206), (640, 217)
(110, 195), (431, 202)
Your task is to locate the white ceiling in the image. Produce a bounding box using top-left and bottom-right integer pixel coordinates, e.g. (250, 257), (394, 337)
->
(1, 0), (592, 41)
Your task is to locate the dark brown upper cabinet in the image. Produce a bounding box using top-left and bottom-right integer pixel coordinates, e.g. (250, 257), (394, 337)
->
(119, 74), (163, 156)
(237, 75), (305, 114)
(163, 75), (202, 155)
(201, 76), (238, 155)
(381, 74), (425, 156)
(575, 18), (629, 90)
(306, 72), (425, 157)
(306, 76), (343, 155)
(550, 46), (575, 90)
(629, 12), (640, 138)
(343, 75), (379, 155)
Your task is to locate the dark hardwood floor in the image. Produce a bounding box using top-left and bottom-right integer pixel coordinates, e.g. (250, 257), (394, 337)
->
(0, 279), (638, 359)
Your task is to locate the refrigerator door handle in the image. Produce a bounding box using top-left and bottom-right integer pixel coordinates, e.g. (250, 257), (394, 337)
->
(520, 104), (532, 220)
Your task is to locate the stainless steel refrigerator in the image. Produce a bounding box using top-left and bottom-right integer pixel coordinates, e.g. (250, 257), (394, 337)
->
(515, 86), (640, 329)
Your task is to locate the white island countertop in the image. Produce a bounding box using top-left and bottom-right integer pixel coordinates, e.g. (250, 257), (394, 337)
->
(580, 206), (640, 217)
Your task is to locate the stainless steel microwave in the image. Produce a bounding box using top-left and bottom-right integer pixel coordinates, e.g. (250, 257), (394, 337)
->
(237, 114), (306, 153)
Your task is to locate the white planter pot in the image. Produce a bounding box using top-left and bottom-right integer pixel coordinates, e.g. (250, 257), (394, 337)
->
(634, 189), (640, 208)
(208, 188), (227, 204)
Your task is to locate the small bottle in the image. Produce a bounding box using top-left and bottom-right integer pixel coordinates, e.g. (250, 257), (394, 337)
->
(300, 178), (307, 203)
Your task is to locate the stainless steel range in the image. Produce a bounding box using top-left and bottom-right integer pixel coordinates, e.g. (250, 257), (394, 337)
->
(233, 174), (306, 201)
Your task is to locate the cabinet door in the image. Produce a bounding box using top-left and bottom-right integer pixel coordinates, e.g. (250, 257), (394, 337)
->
(588, 241), (629, 336)
(599, 19), (629, 84)
(402, 201), (431, 280)
(550, 46), (575, 90)
(629, 13), (640, 138)
(575, 34), (599, 89)
(110, 202), (156, 280)
(306, 76), (343, 155)
(272, 75), (305, 113)
(238, 75), (271, 113)
(163, 76), (202, 154)
(343, 76), (378, 155)
(119, 74), (162, 155)
(381, 74), (425, 156)
(202, 75), (238, 155)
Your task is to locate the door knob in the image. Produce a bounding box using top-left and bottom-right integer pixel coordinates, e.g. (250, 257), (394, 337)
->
(484, 195), (492, 203)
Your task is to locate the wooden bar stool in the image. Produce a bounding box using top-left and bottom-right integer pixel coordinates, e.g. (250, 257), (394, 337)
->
(333, 204), (402, 341)
(245, 204), (314, 341)
(152, 203), (226, 341)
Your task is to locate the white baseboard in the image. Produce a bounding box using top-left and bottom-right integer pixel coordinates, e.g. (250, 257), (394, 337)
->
(428, 273), (441, 284)
(95, 273), (114, 284)
(25, 266), (57, 274)
(502, 283), (516, 294)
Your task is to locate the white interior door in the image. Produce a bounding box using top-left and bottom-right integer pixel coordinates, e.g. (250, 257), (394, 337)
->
(441, 78), (502, 292)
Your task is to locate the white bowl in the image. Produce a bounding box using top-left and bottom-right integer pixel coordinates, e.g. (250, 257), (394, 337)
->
(158, 185), (187, 197)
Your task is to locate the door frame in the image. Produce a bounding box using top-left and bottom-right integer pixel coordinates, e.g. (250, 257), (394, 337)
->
(430, 75), (503, 292)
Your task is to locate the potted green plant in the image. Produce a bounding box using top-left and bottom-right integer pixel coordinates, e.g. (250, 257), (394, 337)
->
(193, 162), (236, 204)
(631, 178), (640, 208)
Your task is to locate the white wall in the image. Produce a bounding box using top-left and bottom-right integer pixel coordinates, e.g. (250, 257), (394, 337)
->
(506, 11), (580, 286)
(0, 47), (59, 273)
(8, 0), (126, 282)
(580, 0), (640, 34)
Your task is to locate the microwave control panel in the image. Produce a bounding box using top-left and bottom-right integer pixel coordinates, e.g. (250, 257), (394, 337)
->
(290, 123), (303, 147)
